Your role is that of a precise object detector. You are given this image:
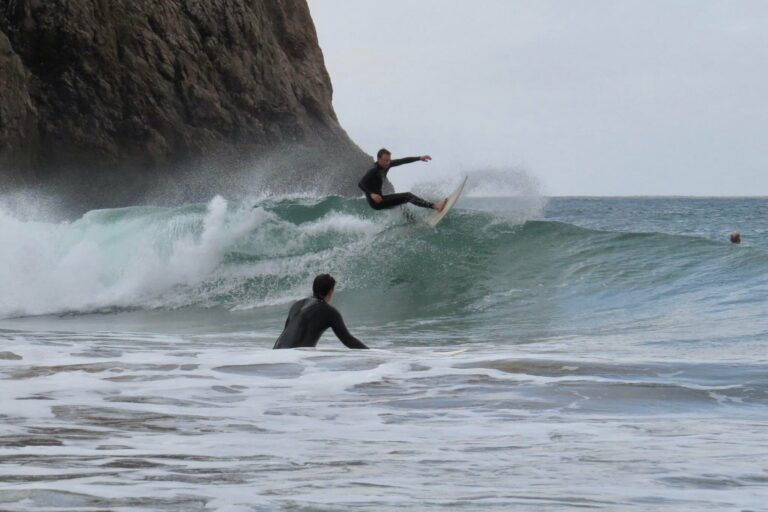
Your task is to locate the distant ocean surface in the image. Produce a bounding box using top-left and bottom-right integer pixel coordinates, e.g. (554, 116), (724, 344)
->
(1, 195), (766, 511)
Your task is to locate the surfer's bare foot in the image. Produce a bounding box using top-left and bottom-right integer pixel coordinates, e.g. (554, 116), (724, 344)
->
(434, 198), (447, 212)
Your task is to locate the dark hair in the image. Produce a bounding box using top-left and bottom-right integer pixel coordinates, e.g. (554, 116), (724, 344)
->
(312, 273), (336, 298)
(377, 148), (391, 159)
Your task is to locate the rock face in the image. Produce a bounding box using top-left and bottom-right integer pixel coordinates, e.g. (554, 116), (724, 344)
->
(0, 0), (369, 209)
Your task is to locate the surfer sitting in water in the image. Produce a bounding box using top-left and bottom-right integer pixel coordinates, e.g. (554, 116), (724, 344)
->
(358, 149), (447, 212)
(273, 274), (368, 350)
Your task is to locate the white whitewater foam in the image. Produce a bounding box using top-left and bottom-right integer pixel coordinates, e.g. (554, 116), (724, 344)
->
(0, 330), (766, 512)
(0, 197), (264, 318)
(0, 196), (400, 318)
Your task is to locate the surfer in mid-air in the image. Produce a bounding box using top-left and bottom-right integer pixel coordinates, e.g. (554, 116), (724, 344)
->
(359, 149), (447, 212)
(273, 274), (368, 350)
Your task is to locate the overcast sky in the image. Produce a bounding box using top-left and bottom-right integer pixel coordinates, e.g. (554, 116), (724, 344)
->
(307, 1), (768, 196)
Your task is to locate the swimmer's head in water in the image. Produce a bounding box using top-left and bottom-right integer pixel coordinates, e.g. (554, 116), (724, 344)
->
(313, 274), (336, 300)
(730, 232), (741, 244)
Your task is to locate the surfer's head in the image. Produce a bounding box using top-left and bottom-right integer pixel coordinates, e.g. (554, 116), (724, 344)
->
(313, 273), (336, 301)
(730, 232), (741, 244)
(376, 148), (392, 169)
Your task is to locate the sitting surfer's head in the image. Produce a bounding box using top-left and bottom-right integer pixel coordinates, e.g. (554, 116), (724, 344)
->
(730, 232), (741, 244)
(313, 274), (336, 301)
(377, 148), (392, 169)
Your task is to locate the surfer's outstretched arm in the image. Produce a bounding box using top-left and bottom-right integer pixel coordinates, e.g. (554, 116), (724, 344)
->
(388, 156), (422, 168)
(328, 309), (368, 349)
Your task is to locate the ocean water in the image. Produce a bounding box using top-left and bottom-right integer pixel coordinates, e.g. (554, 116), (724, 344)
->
(1, 194), (767, 511)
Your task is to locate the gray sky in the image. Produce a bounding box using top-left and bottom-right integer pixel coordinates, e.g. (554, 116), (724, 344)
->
(307, 0), (768, 196)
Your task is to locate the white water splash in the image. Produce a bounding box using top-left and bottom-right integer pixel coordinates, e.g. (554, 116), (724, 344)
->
(0, 197), (264, 318)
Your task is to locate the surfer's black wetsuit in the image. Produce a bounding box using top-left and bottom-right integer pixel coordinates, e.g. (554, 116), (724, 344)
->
(273, 296), (368, 349)
(358, 157), (434, 210)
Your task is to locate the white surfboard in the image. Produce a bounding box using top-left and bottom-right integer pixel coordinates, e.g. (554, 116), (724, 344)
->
(427, 176), (468, 227)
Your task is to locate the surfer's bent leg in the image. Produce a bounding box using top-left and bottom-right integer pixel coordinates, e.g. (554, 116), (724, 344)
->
(369, 192), (434, 210)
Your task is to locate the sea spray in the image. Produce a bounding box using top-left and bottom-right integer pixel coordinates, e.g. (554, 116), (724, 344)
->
(0, 197), (264, 318)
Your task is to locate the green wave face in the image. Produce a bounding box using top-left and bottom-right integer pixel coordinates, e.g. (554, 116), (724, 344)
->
(1, 196), (766, 334)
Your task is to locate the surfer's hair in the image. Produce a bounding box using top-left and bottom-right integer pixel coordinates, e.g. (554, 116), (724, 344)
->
(377, 148), (391, 159)
(313, 274), (336, 298)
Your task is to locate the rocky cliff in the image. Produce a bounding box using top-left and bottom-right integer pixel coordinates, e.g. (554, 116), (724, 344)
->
(0, 0), (369, 209)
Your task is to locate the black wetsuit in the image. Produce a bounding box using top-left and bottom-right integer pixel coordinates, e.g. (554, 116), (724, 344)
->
(358, 157), (434, 210)
(273, 296), (368, 349)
